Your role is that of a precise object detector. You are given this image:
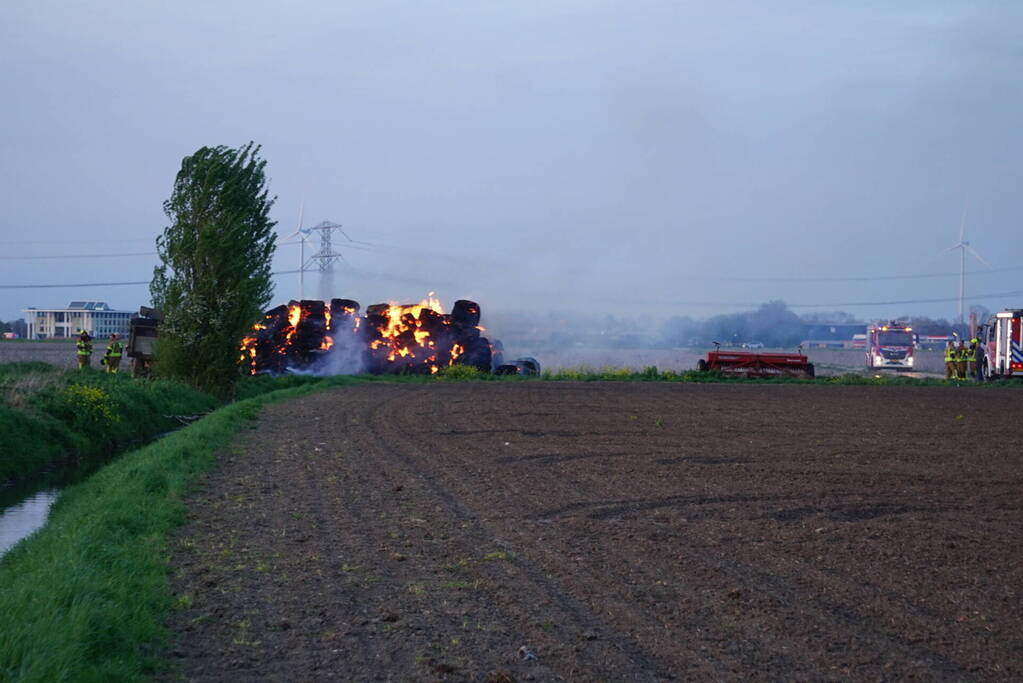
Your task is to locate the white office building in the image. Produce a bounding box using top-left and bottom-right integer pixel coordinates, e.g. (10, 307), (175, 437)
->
(23, 301), (133, 340)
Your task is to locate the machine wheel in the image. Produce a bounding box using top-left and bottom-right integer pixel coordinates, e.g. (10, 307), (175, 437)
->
(697, 359), (709, 372)
(805, 363), (815, 378)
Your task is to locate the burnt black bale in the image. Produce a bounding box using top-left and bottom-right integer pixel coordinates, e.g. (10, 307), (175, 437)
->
(261, 304), (291, 333)
(299, 300), (327, 329)
(417, 309), (450, 355)
(451, 300), (481, 327)
(261, 351), (291, 375)
(358, 306), (390, 374)
(252, 329), (290, 374)
(458, 336), (493, 373)
(361, 305), (389, 342)
(249, 304), (294, 374)
(330, 299), (360, 315)
(494, 357), (541, 376)
(395, 327), (418, 352)
(418, 308), (446, 331)
(270, 300), (325, 369)
(294, 300), (328, 356)
(453, 324), (481, 345)
(329, 299), (361, 337)
(425, 323), (457, 367)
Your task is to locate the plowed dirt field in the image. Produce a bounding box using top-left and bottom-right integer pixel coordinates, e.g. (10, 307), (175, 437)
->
(164, 382), (1022, 681)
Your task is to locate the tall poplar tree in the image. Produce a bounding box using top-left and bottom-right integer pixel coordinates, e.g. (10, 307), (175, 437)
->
(150, 142), (276, 395)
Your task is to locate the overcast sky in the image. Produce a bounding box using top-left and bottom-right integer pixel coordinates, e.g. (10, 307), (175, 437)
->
(2, 0), (1021, 325)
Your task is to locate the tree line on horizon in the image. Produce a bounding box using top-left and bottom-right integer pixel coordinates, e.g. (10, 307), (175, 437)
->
(487, 301), (985, 350)
(659, 301), (982, 348)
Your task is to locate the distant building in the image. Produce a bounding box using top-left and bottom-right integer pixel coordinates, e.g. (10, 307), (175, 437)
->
(23, 301), (133, 340)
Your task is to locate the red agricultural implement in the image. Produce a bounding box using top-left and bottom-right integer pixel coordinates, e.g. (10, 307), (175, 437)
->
(697, 349), (815, 378)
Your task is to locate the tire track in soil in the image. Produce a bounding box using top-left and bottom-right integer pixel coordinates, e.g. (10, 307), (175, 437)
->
(600, 386), (1019, 678)
(381, 382), (1021, 679)
(379, 384), (741, 679)
(165, 385), (671, 681)
(518, 386), (1007, 679)
(165, 393), (421, 679)
(164, 382), (1023, 681)
(363, 386), (677, 681)
(389, 383), (803, 678)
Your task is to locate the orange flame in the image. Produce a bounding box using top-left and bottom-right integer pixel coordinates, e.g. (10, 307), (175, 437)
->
(284, 304), (302, 345)
(240, 292), (487, 375)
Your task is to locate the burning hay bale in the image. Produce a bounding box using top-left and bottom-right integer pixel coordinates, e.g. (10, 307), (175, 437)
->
(240, 295), (494, 376)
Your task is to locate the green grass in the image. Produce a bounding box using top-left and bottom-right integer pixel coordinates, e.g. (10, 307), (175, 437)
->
(438, 364), (487, 380)
(0, 364), (338, 485)
(0, 363), (219, 484)
(233, 372), (327, 400)
(0, 376), (352, 682)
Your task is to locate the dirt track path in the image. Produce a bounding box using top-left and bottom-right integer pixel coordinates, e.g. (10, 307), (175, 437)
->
(164, 382), (1023, 681)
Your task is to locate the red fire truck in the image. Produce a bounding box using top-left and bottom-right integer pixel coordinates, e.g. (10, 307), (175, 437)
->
(865, 321), (915, 370)
(979, 309), (1023, 380)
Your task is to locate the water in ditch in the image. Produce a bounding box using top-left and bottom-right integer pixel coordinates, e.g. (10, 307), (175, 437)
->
(0, 464), (91, 561)
(0, 488), (60, 558)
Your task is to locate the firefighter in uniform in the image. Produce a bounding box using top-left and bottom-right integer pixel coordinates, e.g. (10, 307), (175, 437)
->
(103, 334), (123, 374)
(76, 331), (93, 369)
(967, 337), (979, 380)
(944, 341), (957, 379)
(974, 336), (985, 381)
(956, 340), (969, 380)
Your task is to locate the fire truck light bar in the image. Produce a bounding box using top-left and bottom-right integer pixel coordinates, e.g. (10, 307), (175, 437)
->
(996, 312), (1013, 318)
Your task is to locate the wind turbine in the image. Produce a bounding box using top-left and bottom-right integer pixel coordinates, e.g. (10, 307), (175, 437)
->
(940, 209), (991, 324)
(278, 202), (314, 299)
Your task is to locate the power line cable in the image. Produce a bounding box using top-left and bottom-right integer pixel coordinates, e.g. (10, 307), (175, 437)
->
(787, 290), (1023, 308)
(0, 270), (303, 289)
(659, 289), (1023, 309)
(710, 265), (1023, 282)
(3, 246), (1019, 283)
(0, 252), (158, 260)
(0, 237), (156, 245)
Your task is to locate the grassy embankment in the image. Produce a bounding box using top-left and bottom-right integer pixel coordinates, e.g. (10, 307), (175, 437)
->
(0, 362), (219, 484)
(0, 373), (348, 682)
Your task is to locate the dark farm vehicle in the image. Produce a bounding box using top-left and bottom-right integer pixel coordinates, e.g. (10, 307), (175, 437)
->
(697, 347), (814, 378)
(127, 307), (161, 377)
